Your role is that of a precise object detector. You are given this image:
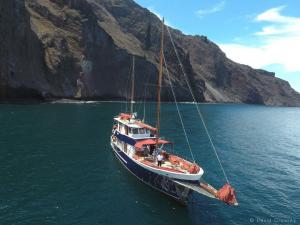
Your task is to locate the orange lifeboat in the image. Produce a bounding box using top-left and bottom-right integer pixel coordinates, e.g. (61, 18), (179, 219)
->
(188, 164), (200, 174)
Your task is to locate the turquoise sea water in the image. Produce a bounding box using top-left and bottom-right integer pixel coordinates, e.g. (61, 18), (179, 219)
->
(0, 102), (299, 225)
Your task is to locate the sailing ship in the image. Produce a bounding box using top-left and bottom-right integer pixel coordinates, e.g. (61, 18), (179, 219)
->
(110, 19), (238, 205)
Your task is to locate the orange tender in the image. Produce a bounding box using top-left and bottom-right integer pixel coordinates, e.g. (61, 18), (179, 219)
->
(216, 183), (237, 205)
(188, 164), (200, 174)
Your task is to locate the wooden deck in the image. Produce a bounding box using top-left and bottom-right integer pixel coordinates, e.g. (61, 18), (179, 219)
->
(132, 154), (200, 174)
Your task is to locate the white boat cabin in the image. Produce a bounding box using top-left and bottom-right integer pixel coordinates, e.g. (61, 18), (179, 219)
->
(113, 114), (156, 140)
(111, 113), (203, 178)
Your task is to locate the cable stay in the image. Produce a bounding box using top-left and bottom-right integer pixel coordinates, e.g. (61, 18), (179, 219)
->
(166, 25), (230, 184)
(142, 73), (151, 122)
(130, 56), (135, 115)
(134, 60), (152, 122)
(124, 57), (133, 113)
(163, 52), (195, 163)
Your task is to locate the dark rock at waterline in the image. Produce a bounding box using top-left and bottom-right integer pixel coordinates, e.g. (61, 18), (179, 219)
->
(0, 0), (300, 106)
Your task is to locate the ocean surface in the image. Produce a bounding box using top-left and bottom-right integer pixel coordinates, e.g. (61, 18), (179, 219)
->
(0, 102), (299, 225)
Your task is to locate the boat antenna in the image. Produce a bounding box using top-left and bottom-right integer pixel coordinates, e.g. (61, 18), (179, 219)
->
(130, 56), (135, 115)
(166, 25), (230, 184)
(156, 18), (164, 148)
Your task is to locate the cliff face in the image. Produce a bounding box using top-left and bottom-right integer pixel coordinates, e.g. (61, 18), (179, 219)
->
(0, 0), (49, 99)
(0, 0), (300, 106)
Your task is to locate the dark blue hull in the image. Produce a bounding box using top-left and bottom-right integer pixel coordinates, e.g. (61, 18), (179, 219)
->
(111, 142), (191, 203)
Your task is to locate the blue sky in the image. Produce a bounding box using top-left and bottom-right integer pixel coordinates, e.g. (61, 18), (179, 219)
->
(134, 0), (300, 92)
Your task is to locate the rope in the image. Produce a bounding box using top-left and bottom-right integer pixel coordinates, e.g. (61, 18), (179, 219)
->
(143, 96), (146, 122)
(166, 26), (230, 184)
(135, 86), (147, 117)
(142, 65), (154, 122)
(163, 52), (195, 163)
(124, 59), (133, 113)
(142, 80), (148, 122)
(135, 64), (151, 121)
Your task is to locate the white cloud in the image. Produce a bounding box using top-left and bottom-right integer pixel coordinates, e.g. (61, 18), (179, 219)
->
(254, 6), (300, 36)
(219, 6), (300, 73)
(255, 6), (290, 23)
(196, 1), (226, 18)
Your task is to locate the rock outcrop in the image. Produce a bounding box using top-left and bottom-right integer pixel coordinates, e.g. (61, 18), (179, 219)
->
(0, 0), (300, 106)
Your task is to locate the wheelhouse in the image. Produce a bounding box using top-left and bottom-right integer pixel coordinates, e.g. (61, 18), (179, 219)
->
(113, 114), (156, 139)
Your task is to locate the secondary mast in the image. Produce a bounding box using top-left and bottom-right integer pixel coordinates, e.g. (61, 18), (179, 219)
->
(156, 19), (164, 147)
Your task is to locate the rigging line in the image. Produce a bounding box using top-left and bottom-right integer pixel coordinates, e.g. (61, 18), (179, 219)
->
(135, 84), (146, 118)
(124, 73), (129, 113)
(142, 64), (153, 122)
(135, 72), (149, 118)
(135, 86), (146, 118)
(130, 56), (135, 114)
(136, 98), (143, 118)
(166, 25), (230, 184)
(133, 98), (143, 121)
(136, 75), (149, 118)
(124, 57), (133, 113)
(143, 63), (152, 122)
(163, 52), (195, 163)
(142, 88), (147, 122)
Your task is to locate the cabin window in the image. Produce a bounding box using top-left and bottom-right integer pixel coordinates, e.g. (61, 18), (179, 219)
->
(132, 128), (139, 134)
(139, 128), (145, 134)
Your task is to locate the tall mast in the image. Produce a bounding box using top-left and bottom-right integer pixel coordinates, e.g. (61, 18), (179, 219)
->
(130, 56), (135, 115)
(156, 18), (164, 147)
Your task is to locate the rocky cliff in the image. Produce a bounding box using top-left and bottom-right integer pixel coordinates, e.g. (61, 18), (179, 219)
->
(1, 0), (300, 106)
